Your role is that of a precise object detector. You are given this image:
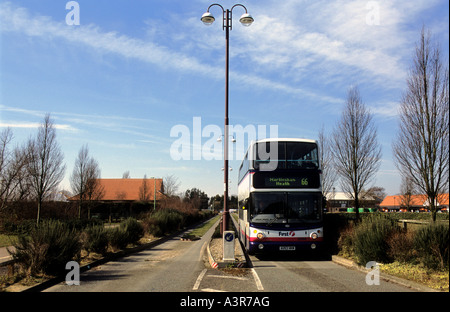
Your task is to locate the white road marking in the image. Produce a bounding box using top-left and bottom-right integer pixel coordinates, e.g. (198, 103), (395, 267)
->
(201, 288), (227, 292)
(207, 274), (249, 281)
(251, 268), (264, 290)
(193, 268), (207, 290)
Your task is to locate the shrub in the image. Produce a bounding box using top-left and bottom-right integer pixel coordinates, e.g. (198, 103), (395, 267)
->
(414, 224), (449, 270)
(120, 218), (144, 245)
(82, 225), (109, 255)
(2, 220), (36, 235)
(107, 227), (129, 251)
(8, 220), (81, 276)
(324, 213), (355, 255)
(353, 214), (399, 265)
(386, 230), (415, 263)
(144, 209), (184, 237)
(337, 225), (355, 259)
(64, 218), (103, 231)
(143, 217), (164, 237)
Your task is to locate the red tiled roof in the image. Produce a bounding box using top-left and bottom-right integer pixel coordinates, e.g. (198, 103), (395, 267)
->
(69, 178), (163, 201)
(437, 193), (449, 205)
(380, 193), (449, 207)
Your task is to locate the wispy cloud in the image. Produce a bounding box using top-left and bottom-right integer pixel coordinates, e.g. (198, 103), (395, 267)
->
(170, 1), (446, 109)
(230, 2), (411, 88)
(0, 121), (78, 131)
(218, 1), (443, 90)
(1, 1), (446, 118)
(371, 101), (400, 118)
(0, 104), (166, 142)
(0, 2), (220, 77)
(0, 2), (342, 106)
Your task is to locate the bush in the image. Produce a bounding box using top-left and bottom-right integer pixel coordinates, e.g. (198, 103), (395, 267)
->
(120, 218), (144, 245)
(337, 225), (355, 259)
(143, 217), (164, 237)
(144, 209), (184, 237)
(325, 213), (356, 255)
(1, 220), (36, 235)
(386, 230), (415, 263)
(8, 220), (81, 276)
(82, 225), (109, 255)
(107, 226), (129, 251)
(353, 214), (399, 265)
(64, 218), (103, 231)
(414, 224), (449, 270)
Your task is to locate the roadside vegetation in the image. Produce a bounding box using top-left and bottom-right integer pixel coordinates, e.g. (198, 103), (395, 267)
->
(0, 208), (215, 291)
(329, 213), (449, 291)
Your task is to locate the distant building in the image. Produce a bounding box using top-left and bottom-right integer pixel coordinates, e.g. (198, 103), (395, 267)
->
(325, 191), (376, 212)
(379, 193), (449, 212)
(69, 178), (164, 203)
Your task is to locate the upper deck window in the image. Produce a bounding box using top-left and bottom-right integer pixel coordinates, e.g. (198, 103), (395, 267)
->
(254, 142), (319, 170)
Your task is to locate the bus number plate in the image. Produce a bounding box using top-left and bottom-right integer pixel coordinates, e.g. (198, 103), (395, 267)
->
(279, 246), (295, 251)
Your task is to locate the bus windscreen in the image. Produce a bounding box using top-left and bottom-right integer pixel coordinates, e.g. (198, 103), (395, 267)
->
(250, 192), (322, 225)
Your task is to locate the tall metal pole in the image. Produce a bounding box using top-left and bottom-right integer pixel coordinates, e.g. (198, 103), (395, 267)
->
(223, 9), (230, 234)
(154, 177), (156, 211)
(202, 3), (252, 234)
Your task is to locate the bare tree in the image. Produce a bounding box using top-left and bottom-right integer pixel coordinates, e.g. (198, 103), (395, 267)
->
(139, 174), (150, 202)
(85, 158), (103, 200)
(70, 144), (102, 219)
(0, 128), (29, 211)
(331, 86), (382, 219)
(163, 174), (180, 197)
(85, 157), (103, 219)
(26, 114), (66, 225)
(393, 28), (449, 222)
(318, 126), (337, 198)
(71, 144), (89, 218)
(399, 176), (416, 211)
(361, 186), (386, 206)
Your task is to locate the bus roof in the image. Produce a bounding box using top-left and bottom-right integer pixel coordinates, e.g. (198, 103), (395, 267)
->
(251, 138), (317, 144)
(242, 138), (318, 158)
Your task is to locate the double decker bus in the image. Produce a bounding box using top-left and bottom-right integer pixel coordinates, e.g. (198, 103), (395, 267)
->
(237, 138), (324, 254)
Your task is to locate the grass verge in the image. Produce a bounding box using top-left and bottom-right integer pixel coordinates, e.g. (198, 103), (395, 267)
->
(186, 215), (220, 239)
(0, 234), (18, 248)
(380, 261), (449, 292)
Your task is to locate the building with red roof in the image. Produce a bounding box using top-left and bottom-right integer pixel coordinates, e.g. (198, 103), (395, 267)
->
(379, 193), (449, 212)
(69, 178), (164, 202)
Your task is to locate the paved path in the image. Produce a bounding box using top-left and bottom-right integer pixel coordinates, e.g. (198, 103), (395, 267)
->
(44, 221), (221, 292)
(0, 246), (14, 265)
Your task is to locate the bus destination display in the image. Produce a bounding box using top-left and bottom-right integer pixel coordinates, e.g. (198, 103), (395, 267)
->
(252, 172), (320, 189)
(264, 177), (308, 187)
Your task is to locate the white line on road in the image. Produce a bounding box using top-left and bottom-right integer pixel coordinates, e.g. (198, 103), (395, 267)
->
(251, 268), (264, 291)
(193, 269), (207, 290)
(201, 288), (227, 292)
(207, 274), (249, 281)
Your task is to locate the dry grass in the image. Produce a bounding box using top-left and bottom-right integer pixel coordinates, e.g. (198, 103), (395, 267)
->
(381, 261), (449, 292)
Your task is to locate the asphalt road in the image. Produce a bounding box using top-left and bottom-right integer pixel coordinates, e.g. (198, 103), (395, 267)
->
(44, 218), (416, 293)
(44, 220), (219, 292)
(249, 253), (414, 292)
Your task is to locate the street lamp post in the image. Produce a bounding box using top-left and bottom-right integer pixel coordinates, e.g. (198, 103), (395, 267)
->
(201, 4), (253, 234)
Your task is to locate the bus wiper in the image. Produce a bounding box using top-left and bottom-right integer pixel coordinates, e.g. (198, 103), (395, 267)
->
(266, 216), (278, 226)
(267, 214), (284, 226)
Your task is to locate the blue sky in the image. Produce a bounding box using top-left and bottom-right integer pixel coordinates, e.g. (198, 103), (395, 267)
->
(1, 0), (449, 198)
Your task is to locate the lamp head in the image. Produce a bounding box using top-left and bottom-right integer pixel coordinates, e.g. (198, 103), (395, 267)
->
(201, 12), (215, 25)
(239, 13), (254, 26)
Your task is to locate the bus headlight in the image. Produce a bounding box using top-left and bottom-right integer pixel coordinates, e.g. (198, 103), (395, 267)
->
(257, 232), (265, 240)
(310, 232), (318, 240)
